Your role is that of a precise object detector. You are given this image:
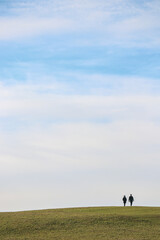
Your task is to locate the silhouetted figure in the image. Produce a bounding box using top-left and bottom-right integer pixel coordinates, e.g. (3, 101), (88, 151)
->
(128, 194), (134, 206)
(122, 195), (127, 206)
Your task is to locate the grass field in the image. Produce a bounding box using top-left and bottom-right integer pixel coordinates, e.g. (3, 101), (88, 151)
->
(0, 207), (159, 239)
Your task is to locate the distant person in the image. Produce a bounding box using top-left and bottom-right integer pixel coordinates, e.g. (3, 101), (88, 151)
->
(128, 194), (134, 206)
(122, 195), (127, 206)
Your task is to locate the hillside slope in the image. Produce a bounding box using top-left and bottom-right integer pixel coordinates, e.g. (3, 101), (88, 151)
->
(0, 207), (159, 240)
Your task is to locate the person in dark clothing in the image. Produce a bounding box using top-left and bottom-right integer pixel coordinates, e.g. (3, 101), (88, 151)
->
(122, 195), (127, 206)
(128, 194), (134, 206)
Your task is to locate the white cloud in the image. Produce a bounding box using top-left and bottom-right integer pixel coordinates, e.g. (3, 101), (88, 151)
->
(0, 75), (160, 122)
(0, 0), (160, 47)
(0, 117), (160, 210)
(0, 16), (73, 40)
(107, 13), (160, 44)
(1, 118), (160, 173)
(0, 76), (160, 174)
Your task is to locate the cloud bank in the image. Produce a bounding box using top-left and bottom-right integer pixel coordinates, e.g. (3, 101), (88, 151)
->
(0, 75), (160, 210)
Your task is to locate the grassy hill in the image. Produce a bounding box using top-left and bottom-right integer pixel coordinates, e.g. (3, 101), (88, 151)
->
(0, 207), (159, 239)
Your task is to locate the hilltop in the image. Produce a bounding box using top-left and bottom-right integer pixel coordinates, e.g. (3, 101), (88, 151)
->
(0, 207), (159, 239)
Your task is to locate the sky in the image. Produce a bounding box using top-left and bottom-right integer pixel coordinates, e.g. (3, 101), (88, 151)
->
(0, 0), (160, 211)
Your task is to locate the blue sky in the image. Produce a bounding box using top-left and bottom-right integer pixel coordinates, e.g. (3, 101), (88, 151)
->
(0, 0), (160, 211)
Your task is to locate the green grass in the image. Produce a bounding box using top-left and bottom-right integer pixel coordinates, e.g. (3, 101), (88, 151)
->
(0, 207), (159, 239)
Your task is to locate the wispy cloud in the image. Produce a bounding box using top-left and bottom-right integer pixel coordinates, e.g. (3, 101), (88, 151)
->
(0, 75), (160, 121)
(0, 0), (160, 47)
(0, 17), (73, 40)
